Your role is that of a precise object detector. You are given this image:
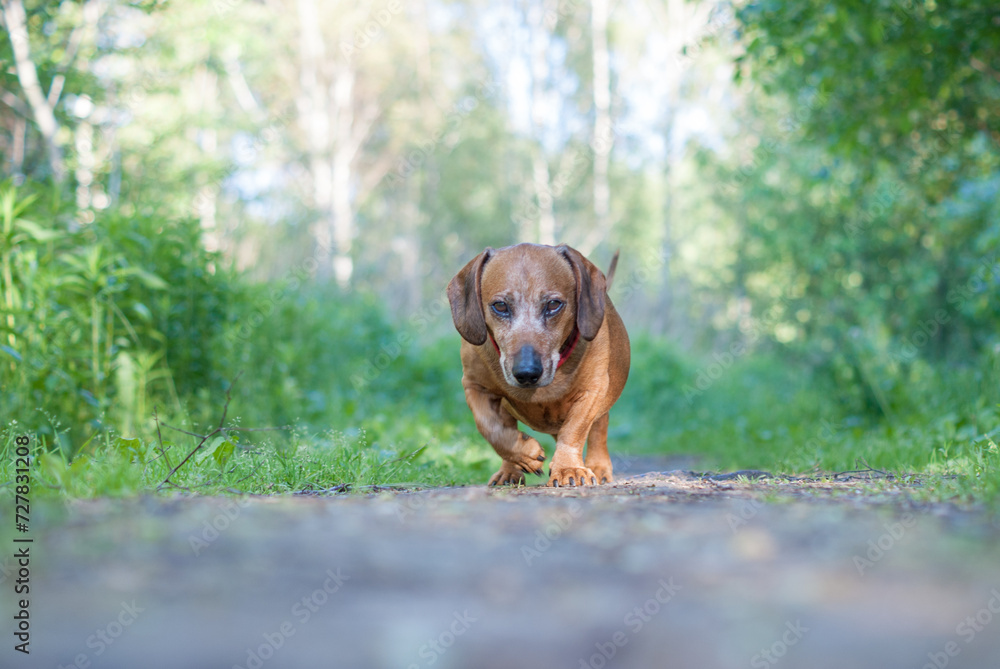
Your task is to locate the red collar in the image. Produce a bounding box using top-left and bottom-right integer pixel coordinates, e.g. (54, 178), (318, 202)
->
(557, 326), (580, 368)
(487, 327), (580, 369)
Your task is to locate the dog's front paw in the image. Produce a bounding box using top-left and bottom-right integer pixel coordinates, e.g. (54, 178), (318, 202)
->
(512, 434), (546, 474)
(585, 460), (614, 485)
(548, 463), (598, 487)
(488, 461), (527, 486)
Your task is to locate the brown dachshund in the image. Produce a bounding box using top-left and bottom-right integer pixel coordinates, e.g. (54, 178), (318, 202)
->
(447, 243), (630, 486)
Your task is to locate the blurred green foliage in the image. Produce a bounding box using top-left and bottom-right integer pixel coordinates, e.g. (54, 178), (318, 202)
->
(0, 179), (233, 443)
(1, 0), (998, 501)
(707, 0), (1000, 414)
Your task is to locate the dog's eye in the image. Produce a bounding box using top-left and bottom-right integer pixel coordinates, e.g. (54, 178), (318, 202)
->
(544, 300), (564, 316)
(491, 301), (510, 316)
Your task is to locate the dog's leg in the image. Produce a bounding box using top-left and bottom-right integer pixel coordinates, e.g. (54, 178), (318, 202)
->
(464, 384), (546, 486)
(584, 412), (613, 484)
(548, 394), (601, 487)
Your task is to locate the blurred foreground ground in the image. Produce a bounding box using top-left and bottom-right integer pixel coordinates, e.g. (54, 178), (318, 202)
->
(8, 468), (1000, 669)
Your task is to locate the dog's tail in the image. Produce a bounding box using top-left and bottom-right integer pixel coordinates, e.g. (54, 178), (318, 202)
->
(606, 250), (620, 290)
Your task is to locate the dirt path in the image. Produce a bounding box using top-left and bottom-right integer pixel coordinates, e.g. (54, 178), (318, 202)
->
(9, 470), (1000, 669)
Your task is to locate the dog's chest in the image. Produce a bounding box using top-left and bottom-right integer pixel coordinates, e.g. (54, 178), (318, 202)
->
(501, 398), (566, 436)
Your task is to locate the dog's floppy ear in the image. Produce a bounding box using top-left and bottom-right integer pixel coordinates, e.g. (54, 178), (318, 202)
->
(557, 245), (606, 341)
(447, 248), (494, 345)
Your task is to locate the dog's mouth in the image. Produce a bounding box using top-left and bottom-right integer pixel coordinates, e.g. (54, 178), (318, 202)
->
(494, 327), (580, 388)
(512, 374), (552, 389)
(507, 369), (555, 389)
(499, 344), (557, 388)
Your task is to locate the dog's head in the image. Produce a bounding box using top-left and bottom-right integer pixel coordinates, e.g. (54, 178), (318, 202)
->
(447, 243), (607, 388)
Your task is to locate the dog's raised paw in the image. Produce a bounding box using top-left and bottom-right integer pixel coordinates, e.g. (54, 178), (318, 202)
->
(488, 461), (528, 486)
(508, 435), (546, 476)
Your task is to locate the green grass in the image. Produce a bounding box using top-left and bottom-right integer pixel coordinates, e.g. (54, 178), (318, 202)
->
(2, 331), (998, 506)
(611, 336), (1000, 507)
(0, 424), (495, 498)
(3, 181), (996, 504)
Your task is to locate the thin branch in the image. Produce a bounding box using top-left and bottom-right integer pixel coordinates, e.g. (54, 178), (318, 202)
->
(0, 87), (31, 117)
(45, 0), (102, 108)
(223, 48), (264, 119)
(159, 422), (288, 438)
(157, 423), (206, 439)
(157, 373), (242, 488)
(345, 101), (381, 165)
(153, 405), (174, 470)
(216, 370), (242, 429)
(832, 459), (892, 480)
(158, 430), (212, 489)
(156, 373), (289, 490)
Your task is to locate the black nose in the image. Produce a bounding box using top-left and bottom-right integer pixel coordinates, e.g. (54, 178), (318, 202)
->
(512, 346), (543, 386)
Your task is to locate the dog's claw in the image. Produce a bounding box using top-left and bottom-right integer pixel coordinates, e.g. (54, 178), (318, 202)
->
(497, 434), (546, 483)
(548, 464), (599, 487)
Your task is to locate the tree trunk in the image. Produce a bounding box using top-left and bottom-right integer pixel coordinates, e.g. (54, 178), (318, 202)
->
(330, 60), (356, 286)
(1, 0), (65, 182)
(75, 118), (94, 209)
(529, 2), (556, 245)
(296, 0), (336, 281)
(296, 0), (367, 287)
(591, 0), (611, 238)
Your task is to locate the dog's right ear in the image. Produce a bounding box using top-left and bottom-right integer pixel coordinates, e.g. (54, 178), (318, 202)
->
(447, 248), (494, 346)
(557, 245), (606, 341)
